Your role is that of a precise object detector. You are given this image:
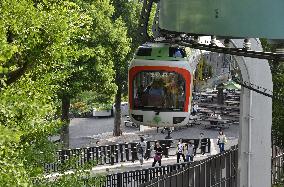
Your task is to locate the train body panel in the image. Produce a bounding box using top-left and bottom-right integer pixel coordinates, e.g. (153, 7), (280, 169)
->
(130, 110), (190, 127)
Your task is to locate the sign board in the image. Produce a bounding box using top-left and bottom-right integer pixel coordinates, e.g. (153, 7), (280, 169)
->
(159, 0), (284, 39)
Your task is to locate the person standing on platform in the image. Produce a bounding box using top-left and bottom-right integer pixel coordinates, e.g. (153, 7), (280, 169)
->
(176, 140), (186, 163)
(186, 142), (195, 162)
(217, 131), (227, 153)
(199, 133), (207, 155)
(152, 142), (163, 167)
(137, 137), (147, 166)
(192, 102), (199, 116)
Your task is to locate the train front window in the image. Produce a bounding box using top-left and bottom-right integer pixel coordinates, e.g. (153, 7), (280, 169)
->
(133, 71), (186, 111)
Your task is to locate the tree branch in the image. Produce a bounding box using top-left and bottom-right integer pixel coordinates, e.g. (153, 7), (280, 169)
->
(5, 62), (29, 86)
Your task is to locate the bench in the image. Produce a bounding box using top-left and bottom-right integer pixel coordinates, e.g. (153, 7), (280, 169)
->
(124, 120), (139, 128)
(204, 118), (230, 130)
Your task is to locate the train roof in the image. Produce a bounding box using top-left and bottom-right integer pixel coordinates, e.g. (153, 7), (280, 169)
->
(134, 43), (191, 61)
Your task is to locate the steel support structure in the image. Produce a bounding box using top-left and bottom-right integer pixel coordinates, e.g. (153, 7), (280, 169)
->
(182, 37), (273, 187)
(228, 39), (272, 187)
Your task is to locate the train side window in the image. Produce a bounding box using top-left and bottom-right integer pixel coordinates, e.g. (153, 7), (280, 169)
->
(169, 47), (186, 58)
(136, 48), (152, 56)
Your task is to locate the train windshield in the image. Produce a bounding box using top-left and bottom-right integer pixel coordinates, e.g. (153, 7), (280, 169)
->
(133, 71), (186, 111)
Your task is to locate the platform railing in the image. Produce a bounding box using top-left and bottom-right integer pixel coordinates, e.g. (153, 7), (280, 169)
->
(44, 144), (284, 186)
(139, 144), (284, 187)
(140, 145), (238, 187)
(272, 145), (284, 185)
(44, 138), (211, 172)
(100, 162), (191, 187)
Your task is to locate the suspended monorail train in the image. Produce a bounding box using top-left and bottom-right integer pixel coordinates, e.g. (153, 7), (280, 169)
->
(128, 42), (202, 127)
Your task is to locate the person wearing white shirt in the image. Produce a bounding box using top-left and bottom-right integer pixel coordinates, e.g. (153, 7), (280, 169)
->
(217, 131), (227, 153)
(137, 137), (147, 165)
(192, 103), (199, 115)
(217, 114), (222, 119)
(186, 142), (195, 162)
(176, 140), (186, 163)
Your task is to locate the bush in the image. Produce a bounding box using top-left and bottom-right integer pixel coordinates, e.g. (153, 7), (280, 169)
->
(70, 102), (92, 118)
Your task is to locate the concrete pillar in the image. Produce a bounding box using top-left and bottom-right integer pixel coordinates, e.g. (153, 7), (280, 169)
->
(229, 39), (272, 187)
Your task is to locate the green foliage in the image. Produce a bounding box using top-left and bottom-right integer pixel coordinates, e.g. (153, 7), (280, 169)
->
(0, 126), (28, 186)
(36, 158), (105, 186)
(111, 0), (142, 84)
(153, 115), (161, 125)
(0, 71), (62, 186)
(147, 2), (157, 37)
(58, 0), (131, 120)
(93, 103), (113, 111)
(0, 0), (92, 87)
(261, 39), (284, 148)
(58, 0), (128, 99)
(271, 61), (284, 147)
(70, 101), (92, 117)
(110, 0), (141, 136)
(0, 0), (141, 185)
(111, 0), (142, 50)
(196, 57), (213, 83)
(70, 90), (115, 117)
(38, 173), (106, 187)
(0, 0), (117, 186)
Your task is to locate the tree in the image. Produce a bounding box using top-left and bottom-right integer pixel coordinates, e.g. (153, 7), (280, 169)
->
(0, 68), (64, 185)
(270, 49), (284, 148)
(0, 0), (104, 185)
(111, 19), (131, 136)
(111, 0), (142, 136)
(0, 0), (91, 88)
(261, 39), (284, 148)
(58, 0), (131, 144)
(0, 0), (137, 184)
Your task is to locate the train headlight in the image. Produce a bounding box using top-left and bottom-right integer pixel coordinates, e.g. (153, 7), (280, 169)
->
(132, 114), (143, 122)
(173, 117), (186, 124)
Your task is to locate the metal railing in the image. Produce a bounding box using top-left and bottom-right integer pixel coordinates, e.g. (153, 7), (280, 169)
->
(100, 162), (190, 187)
(43, 144), (284, 186)
(138, 145), (284, 187)
(44, 138), (211, 172)
(272, 145), (284, 185)
(140, 145), (238, 187)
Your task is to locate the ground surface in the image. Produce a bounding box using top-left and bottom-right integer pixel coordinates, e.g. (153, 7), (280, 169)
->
(69, 116), (239, 148)
(69, 116), (239, 174)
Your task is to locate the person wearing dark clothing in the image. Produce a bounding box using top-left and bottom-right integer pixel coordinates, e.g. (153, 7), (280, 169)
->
(200, 138), (208, 155)
(152, 142), (163, 167)
(176, 140), (186, 163)
(163, 139), (172, 158)
(199, 133), (207, 155)
(135, 86), (144, 107)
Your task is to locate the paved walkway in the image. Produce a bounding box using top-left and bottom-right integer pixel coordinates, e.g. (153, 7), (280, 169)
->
(46, 153), (212, 180)
(89, 137), (238, 175)
(69, 118), (239, 148)
(90, 154), (209, 175)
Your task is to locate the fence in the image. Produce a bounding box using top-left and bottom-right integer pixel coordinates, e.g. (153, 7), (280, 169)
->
(139, 145), (284, 187)
(101, 162), (191, 187)
(140, 145), (238, 187)
(44, 138), (211, 172)
(44, 144), (284, 186)
(272, 145), (284, 185)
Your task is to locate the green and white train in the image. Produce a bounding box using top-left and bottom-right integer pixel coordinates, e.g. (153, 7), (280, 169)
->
(128, 42), (203, 127)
